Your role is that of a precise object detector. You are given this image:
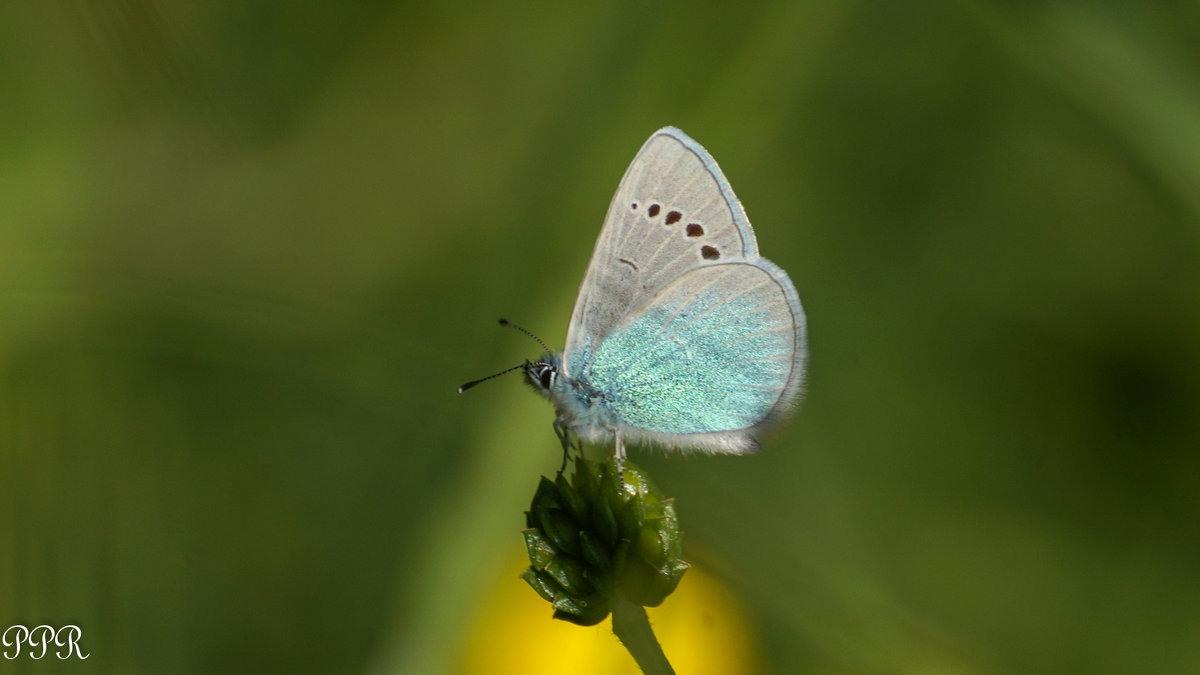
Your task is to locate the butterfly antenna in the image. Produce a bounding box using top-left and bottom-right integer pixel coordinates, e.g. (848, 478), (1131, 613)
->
(457, 363), (525, 394)
(498, 318), (553, 356)
(457, 319), (552, 394)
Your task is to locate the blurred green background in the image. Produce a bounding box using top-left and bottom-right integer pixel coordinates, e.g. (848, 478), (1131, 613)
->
(3, 1), (1199, 673)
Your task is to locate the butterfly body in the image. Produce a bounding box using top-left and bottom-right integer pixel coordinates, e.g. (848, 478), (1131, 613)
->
(524, 354), (618, 446)
(521, 127), (807, 460)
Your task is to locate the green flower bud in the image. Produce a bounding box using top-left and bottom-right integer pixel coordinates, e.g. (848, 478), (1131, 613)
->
(520, 456), (689, 626)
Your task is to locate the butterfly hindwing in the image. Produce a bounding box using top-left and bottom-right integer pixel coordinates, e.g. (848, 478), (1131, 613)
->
(586, 261), (804, 453)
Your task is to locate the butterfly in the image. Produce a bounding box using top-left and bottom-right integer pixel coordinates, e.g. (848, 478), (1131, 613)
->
(461, 127), (807, 467)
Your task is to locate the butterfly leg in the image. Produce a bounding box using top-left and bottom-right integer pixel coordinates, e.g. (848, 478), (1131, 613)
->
(552, 418), (575, 475)
(614, 428), (626, 484)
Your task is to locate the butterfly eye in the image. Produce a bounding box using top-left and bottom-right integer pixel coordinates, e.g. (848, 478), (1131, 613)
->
(539, 366), (555, 390)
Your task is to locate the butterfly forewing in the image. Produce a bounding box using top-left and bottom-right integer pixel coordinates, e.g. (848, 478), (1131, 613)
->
(564, 128), (759, 378)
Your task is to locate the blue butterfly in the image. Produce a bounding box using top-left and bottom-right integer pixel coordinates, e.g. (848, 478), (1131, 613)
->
(462, 127), (807, 466)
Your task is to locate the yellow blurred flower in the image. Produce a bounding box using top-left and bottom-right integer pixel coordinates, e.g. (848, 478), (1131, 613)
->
(457, 547), (760, 674)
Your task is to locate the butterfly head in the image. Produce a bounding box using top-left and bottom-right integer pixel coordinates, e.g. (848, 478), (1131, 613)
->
(522, 355), (562, 398)
(457, 319), (564, 396)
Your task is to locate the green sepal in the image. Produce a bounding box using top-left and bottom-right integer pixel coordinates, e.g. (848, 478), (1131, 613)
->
(619, 461), (651, 497)
(556, 472), (589, 524)
(579, 528), (612, 572)
(552, 593), (610, 626)
(611, 539), (631, 578)
(598, 459), (625, 500)
(636, 520), (670, 568)
(520, 567), (561, 603)
(552, 606), (610, 626)
(526, 477), (560, 529)
(537, 507), (581, 557)
(592, 490), (620, 547)
(641, 559), (690, 607)
(571, 457), (598, 503)
(545, 552), (592, 597)
(618, 555), (689, 608)
(587, 566), (614, 596)
(522, 529), (556, 569)
(616, 493), (646, 541)
(529, 476), (561, 512)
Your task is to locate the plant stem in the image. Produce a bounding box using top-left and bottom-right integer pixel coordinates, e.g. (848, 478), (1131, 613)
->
(610, 595), (674, 675)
